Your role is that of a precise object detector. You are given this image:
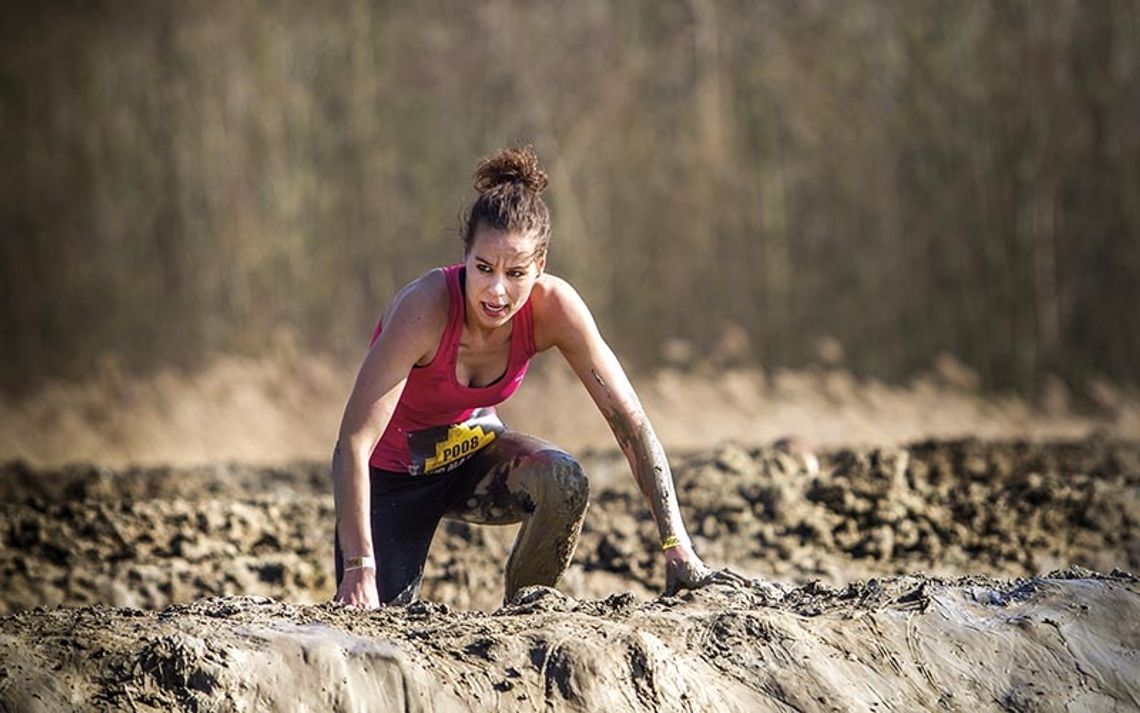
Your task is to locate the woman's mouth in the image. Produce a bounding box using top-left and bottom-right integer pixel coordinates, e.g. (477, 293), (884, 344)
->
(481, 301), (509, 318)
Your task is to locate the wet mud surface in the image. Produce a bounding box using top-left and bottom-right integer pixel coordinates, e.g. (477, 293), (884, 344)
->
(2, 437), (1139, 710)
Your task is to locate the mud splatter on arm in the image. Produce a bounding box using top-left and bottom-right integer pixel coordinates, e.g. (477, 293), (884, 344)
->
(592, 369), (690, 546)
(549, 279), (693, 547)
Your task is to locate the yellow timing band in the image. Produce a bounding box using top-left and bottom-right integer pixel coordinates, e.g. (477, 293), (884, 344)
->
(661, 536), (681, 552)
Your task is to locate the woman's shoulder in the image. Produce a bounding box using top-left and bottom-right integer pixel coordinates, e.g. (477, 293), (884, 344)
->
(534, 271), (579, 296)
(531, 272), (579, 313)
(530, 273), (594, 350)
(381, 267), (451, 331)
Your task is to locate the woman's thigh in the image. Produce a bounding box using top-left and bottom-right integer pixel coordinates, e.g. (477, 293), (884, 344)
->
(443, 430), (583, 525)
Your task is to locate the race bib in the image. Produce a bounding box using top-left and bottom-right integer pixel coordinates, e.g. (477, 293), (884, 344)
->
(406, 408), (504, 475)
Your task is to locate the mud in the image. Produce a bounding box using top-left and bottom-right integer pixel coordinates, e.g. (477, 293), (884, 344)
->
(2, 572), (1137, 711)
(1, 437), (1139, 710)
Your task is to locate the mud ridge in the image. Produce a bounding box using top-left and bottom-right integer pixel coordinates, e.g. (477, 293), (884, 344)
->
(1, 571), (1137, 711)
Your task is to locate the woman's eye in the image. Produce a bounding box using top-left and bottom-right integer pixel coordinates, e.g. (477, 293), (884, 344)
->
(508, 270), (524, 278)
(477, 264), (491, 273)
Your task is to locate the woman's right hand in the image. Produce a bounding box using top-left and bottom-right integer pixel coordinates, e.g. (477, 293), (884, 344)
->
(335, 568), (380, 609)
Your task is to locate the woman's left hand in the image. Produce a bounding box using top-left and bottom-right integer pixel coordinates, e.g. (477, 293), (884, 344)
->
(664, 547), (760, 596)
(663, 544), (715, 596)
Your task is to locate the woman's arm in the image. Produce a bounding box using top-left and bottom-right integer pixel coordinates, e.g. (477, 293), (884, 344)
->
(332, 272), (447, 608)
(536, 277), (713, 594)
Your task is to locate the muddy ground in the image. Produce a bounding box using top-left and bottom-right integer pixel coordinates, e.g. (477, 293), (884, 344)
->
(1, 437), (1138, 710)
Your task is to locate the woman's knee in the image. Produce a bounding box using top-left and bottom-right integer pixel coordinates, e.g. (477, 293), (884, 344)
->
(528, 449), (589, 516)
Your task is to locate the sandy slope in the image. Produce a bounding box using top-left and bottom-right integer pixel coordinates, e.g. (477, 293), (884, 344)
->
(1, 437), (1138, 710)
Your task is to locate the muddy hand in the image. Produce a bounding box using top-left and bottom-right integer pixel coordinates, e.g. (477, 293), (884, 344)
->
(699, 568), (752, 589)
(663, 546), (715, 596)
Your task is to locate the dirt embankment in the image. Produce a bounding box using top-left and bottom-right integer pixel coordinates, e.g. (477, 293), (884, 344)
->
(1, 437), (1138, 710)
(2, 572), (1138, 711)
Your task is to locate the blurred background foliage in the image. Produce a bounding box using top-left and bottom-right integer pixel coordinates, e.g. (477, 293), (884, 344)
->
(2, 0), (1138, 397)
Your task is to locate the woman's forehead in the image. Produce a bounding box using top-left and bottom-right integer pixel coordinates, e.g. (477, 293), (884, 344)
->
(471, 228), (540, 262)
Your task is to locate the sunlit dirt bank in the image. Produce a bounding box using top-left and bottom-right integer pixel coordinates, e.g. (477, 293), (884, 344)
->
(2, 351), (1138, 469)
(1, 438), (1138, 710)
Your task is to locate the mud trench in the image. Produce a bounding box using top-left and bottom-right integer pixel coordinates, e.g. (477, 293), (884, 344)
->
(1, 437), (1138, 710)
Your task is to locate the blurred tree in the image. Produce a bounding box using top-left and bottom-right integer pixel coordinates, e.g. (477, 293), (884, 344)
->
(1, 0), (1136, 396)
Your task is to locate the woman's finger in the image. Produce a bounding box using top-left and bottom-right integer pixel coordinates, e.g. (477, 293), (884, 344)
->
(700, 568), (750, 588)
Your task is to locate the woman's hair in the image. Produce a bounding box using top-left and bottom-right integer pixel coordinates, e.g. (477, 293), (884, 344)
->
(461, 146), (551, 260)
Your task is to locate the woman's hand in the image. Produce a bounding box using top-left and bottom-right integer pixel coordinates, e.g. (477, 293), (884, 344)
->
(663, 544), (715, 596)
(335, 568), (380, 609)
(664, 546), (761, 596)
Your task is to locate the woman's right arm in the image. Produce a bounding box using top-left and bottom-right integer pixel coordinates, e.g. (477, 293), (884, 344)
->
(332, 272), (446, 608)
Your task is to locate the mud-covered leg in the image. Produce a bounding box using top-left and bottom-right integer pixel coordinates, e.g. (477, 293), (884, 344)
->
(448, 445), (590, 600)
(504, 451), (590, 598)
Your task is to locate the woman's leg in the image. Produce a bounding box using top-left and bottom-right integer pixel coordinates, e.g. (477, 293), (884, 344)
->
(443, 432), (590, 600)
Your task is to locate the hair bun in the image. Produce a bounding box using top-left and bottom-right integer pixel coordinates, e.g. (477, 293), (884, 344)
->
(473, 146), (549, 195)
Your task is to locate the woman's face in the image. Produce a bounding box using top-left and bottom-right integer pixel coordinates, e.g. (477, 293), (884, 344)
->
(464, 225), (545, 331)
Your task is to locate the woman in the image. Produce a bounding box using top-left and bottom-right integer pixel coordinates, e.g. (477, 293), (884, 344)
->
(333, 147), (714, 608)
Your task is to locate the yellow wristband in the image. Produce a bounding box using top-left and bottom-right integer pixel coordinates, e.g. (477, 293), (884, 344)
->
(661, 536), (681, 552)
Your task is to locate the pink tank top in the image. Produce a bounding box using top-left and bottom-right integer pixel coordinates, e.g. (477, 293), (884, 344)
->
(368, 264), (537, 474)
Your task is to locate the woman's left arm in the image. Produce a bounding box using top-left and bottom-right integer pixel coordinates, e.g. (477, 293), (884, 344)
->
(539, 278), (713, 595)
